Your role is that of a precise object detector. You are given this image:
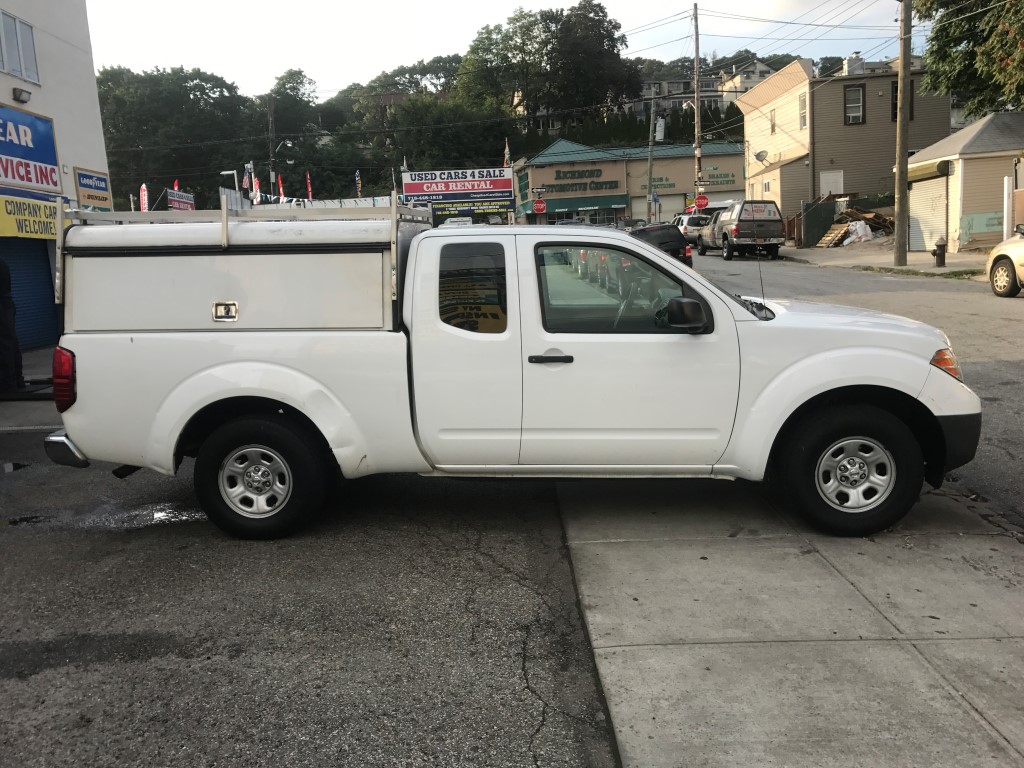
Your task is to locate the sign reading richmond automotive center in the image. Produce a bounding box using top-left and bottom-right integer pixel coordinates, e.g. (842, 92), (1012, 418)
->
(0, 104), (61, 194)
(402, 168), (513, 203)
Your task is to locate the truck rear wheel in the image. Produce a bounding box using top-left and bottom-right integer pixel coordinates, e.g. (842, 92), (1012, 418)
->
(194, 414), (330, 539)
(697, 237), (707, 256)
(782, 405), (923, 536)
(723, 238), (734, 260)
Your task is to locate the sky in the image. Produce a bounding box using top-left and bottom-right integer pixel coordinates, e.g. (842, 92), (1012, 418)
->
(85, 0), (925, 100)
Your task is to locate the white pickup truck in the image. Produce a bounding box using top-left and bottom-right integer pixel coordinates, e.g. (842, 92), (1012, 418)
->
(45, 197), (981, 539)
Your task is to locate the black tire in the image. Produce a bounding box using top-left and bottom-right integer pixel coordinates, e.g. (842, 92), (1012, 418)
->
(782, 405), (923, 536)
(765, 245), (780, 260)
(697, 237), (707, 256)
(990, 258), (1021, 298)
(194, 413), (331, 539)
(723, 238), (734, 261)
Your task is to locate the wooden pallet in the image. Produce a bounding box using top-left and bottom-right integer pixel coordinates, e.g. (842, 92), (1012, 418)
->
(816, 223), (849, 248)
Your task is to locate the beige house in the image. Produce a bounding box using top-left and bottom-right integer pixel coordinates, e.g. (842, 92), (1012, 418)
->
(907, 112), (1024, 253)
(736, 59), (952, 219)
(719, 60), (777, 105)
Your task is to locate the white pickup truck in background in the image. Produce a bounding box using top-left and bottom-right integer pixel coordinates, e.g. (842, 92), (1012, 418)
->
(45, 196), (982, 539)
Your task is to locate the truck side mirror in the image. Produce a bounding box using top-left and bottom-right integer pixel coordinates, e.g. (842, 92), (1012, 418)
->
(666, 297), (710, 334)
(1015, 223), (1024, 237)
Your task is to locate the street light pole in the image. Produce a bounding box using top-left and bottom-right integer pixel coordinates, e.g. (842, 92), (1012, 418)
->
(893, 0), (912, 266)
(220, 170), (239, 192)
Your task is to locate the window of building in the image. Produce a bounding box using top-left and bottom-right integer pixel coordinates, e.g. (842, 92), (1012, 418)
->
(762, 180), (771, 193)
(770, 109), (776, 135)
(891, 80), (915, 121)
(799, 93), (807, 129)
(0, 12), (38, 82)
(438, 243), (508, 334)
(844, 85), (865, 125)
(534, 245), (706, 335)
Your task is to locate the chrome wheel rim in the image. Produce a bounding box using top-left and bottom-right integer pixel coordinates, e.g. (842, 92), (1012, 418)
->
(218, 444), (293, 518)
(814, 437), (895, 513)
(992, 263), (1012, 293)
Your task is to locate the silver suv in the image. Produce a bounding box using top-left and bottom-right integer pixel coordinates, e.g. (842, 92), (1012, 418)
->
(986, 223), (1024, 297)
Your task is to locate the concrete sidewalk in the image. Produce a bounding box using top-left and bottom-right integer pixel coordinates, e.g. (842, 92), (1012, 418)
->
(784, 239), (989, 277)
(560, 479), (1024, 767)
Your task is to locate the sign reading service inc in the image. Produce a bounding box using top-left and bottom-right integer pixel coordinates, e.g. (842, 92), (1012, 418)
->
(74, 168), (113, 211)
(402, 168), (513, 204)
(0, 104), (61, 194)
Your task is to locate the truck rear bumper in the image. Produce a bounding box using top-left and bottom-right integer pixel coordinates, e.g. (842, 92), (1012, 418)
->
(733, 237), (784, 245)
(44, 430), (90, 468)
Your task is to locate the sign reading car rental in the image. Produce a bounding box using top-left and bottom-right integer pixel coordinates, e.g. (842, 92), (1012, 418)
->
(0, 104), (61, 194)
(402, 168), (513, 204)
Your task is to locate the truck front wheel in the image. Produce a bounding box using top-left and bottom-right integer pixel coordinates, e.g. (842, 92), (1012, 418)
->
(782, 405), (923, 536)
(194, 414), (330, 539)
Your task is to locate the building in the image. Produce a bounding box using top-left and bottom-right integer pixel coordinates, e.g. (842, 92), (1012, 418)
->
(907, 112), (1024, 253)
(841, 53), (923, 76)
(719, 60), (778, 105)
(1, 1), (110, 349)
(736, 59), (951, 220)
(630, 78), (724, 115)
(514, 138), (745, 224)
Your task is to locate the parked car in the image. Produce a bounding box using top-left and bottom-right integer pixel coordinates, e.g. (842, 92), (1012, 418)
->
(629, 223), (693, 268)
(985, 224), (1024, 297)
(696, 200), (785, 260)
(671, 213), (711, 245)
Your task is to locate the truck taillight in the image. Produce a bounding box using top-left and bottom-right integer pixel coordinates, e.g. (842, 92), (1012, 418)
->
(600, 253), (607, 261)
(53, 346), (76, 413)
(731, 224), (738, 236)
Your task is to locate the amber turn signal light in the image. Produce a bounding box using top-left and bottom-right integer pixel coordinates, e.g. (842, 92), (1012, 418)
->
(930, 348), (963, 382)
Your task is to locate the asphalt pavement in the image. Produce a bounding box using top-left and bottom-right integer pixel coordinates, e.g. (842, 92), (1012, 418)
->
(4, 243), (1024, 767)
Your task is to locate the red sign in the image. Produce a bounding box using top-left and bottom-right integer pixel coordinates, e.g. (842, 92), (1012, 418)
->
(533, 199), (547, 214)
(694, 194), (710, 209)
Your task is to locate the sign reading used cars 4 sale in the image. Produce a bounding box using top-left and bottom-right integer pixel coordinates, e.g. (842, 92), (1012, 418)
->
(0, 104), (61, 194)
(402, 168), (513, 203)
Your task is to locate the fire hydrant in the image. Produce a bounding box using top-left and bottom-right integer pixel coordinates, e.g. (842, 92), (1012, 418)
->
(931, 236), (947, 267)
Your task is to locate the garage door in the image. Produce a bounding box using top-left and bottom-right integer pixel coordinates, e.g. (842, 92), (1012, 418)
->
(1, 237), (59, 349)
(909, 176), (947, 252)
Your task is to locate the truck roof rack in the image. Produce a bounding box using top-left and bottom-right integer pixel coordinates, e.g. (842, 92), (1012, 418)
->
(54, 191), (432, 307)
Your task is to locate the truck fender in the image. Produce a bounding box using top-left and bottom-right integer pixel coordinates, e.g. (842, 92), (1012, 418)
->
(715, 348), (930, 481)
(146, 362), (368, 476)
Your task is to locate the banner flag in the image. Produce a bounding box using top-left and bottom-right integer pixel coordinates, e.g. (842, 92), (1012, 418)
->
(305, 169), (312, 200)
(355, 169), (362, 198)
(503, 138), (511, 168)
(278, 174), (284, 199)
(139, 183), (149, 212)
(173, 179), (179, 191)
(253, 176), (261, 205)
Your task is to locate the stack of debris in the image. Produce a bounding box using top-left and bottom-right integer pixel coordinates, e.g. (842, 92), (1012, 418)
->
(816, 207), (895, 247)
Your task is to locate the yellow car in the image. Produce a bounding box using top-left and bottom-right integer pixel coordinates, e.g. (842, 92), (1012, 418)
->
(986, 224), (1024, 297)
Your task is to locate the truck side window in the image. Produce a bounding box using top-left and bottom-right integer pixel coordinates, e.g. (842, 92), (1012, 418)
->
(438, 243), (508, 334)
(535, 244), (707, 334)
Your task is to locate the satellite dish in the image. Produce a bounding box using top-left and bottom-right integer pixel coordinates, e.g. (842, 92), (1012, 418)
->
(754, 150), (769, 162)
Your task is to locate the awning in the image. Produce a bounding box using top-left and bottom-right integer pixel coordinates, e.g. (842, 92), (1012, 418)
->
(906, 159), (953, 183)
(517, 193), (629, 215)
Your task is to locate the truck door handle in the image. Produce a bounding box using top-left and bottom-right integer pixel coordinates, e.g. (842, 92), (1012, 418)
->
(528, 355), (574, 364)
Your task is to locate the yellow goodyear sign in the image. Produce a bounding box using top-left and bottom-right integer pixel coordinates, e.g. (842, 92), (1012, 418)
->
(0, 193), (58, 239)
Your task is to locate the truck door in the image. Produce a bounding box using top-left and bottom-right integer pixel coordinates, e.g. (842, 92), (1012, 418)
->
(516, 235), (741, 468)
(409, 234), (522, 467)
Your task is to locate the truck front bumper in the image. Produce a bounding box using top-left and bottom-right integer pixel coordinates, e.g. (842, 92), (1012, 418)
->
(938, 412), (982, 472)
(44, 430), (90, 468)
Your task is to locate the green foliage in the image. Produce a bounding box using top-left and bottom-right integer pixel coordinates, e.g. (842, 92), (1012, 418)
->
(815, 56), (843, 77)
(915, 0), (1024, 116)
(97, 66), (257, 209)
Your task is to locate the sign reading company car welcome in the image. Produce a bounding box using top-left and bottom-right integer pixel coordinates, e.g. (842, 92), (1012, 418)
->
(402, 168), (513, 203)
(0, 104), (61, 194)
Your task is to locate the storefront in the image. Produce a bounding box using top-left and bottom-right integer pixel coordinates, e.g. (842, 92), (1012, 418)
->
(515, 139), (745, 225)
(0, 105), (64, 349)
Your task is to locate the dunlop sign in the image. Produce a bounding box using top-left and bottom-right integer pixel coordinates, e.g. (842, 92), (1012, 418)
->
(0, 193), (59, 239)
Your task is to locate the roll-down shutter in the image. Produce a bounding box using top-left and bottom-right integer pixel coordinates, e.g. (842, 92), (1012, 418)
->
(0, 237), (59, 349)
(908, 176), (947, 252)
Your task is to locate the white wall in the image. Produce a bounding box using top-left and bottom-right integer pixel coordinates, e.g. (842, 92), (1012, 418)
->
(0, 0), (109, 203)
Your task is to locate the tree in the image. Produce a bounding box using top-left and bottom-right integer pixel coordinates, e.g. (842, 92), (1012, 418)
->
(544, 0), (641, 115)
(815, 56), (843, 77)
(97, 66), (256, 209)
(915, 0), (1024, 116)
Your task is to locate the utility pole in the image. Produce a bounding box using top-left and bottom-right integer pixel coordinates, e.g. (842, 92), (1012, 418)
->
(893, 0), (912, 266)
(693, 3), (703, 206)
(268, 96), (277, 188)
(646, 99), (657, 223)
